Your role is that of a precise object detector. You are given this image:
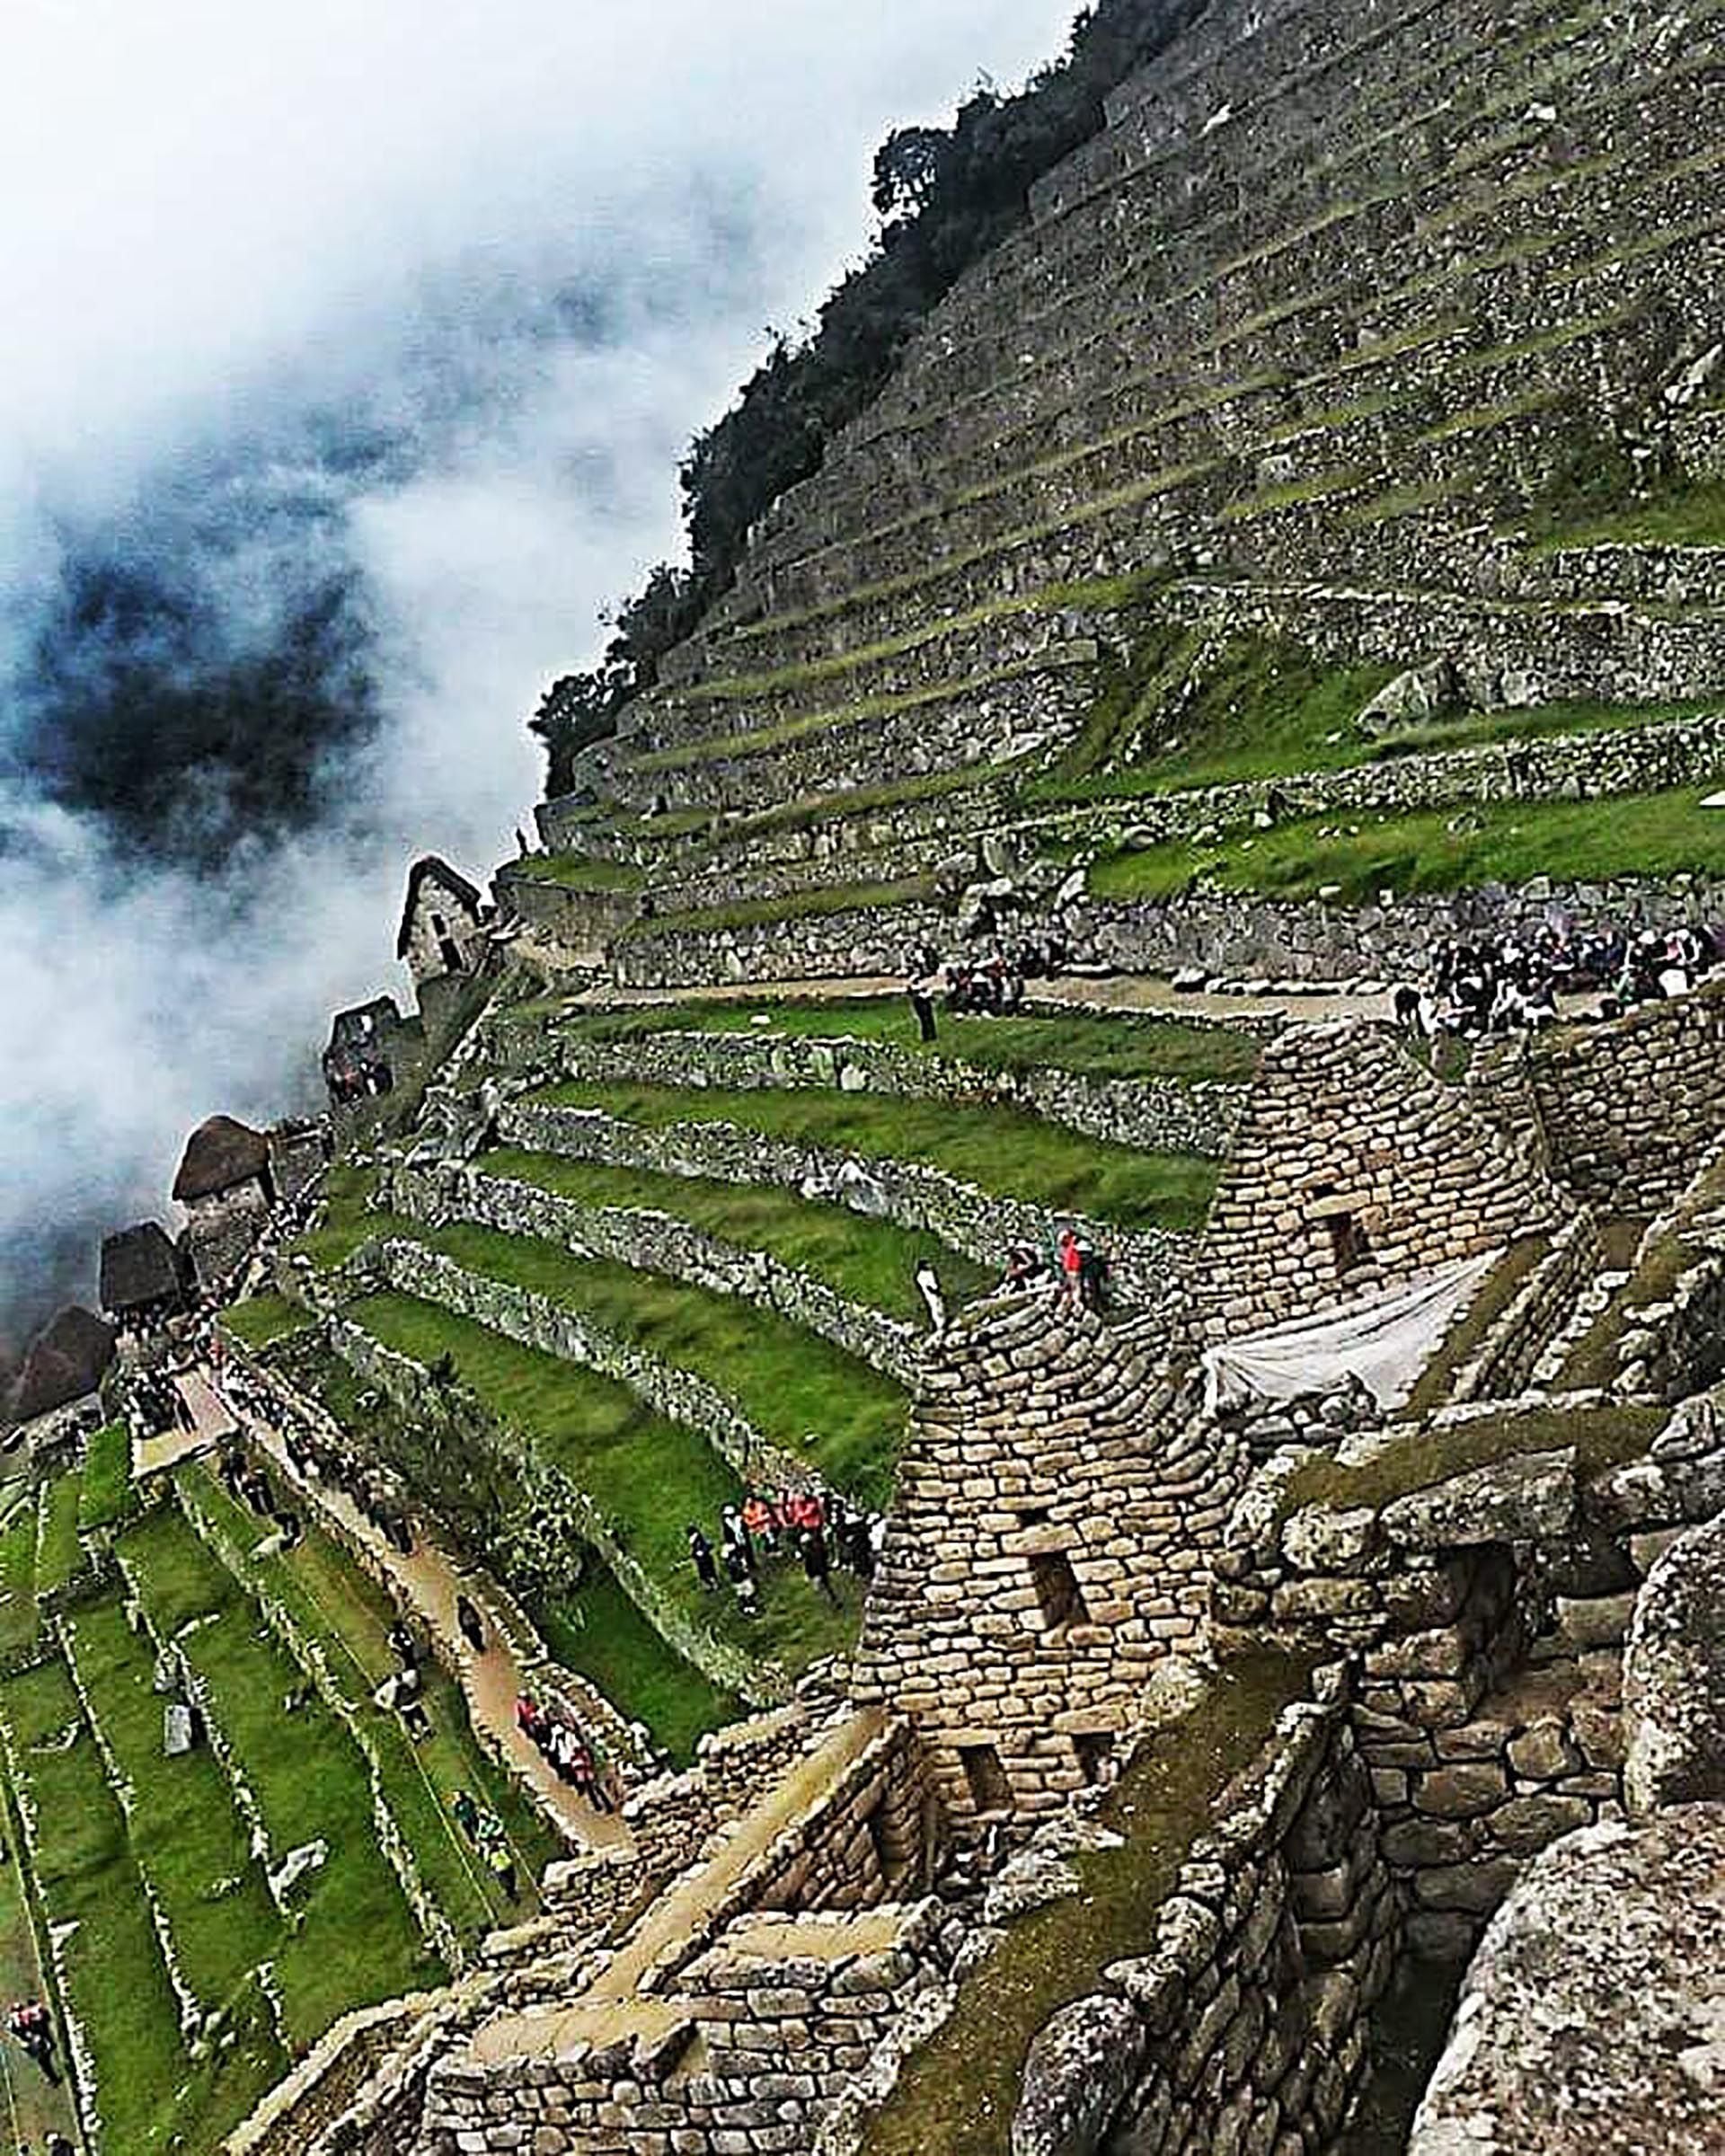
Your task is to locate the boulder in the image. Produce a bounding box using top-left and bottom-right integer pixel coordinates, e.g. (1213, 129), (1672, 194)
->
(1012, 1993), (1145, 2156)
(1623, 1507), (1725, 1816)
(984, 1849), (1083, 1926)
(1353, 658), (1462, 738)
(1380, 1449), (1576, 1551)
(1409, 1807), (1725, 2154)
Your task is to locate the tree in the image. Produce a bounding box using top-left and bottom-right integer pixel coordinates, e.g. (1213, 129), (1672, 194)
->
(530, 663), (631, 798)
(871, 126), (951, 222)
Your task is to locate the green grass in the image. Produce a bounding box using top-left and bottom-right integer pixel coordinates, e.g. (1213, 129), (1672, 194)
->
(530, 1080), (1218, 1234)
(77, 1421), (133, 1530)
(291, 1163), (418, 1274)
(181, 1467), (558, 1933)
(1396, 1235), (1552, 1420)
(547, 991), (1261, 1084)
(1090, 785), (1725, 904)
(62, 1593), (288, 2011)
(620, 874), (937, 939)
(0, 1655), (281, 2156)
(117, 1507), (441, 2034)
(0, 1768), (80, 2151)
(221, 1292), (315, 1349)
(346, 1294), (862, 1681)
(34, 1474), (84, 1596)
(0, 1515), (39, 1659)
(1529, 474), (1725, 553)
(510, 854), (646, 893)
(420, 1219), (909, 1508)
(722, 757), (1021, 838)
(538, 1563), (739, 1766)
(477, 1146), (994, 1321)
(864, 1655), (1311, 2156)
(1276, 1400), (1665, 1525)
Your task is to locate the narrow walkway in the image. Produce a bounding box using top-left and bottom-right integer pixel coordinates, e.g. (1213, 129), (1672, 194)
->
(133, 1368), (233, 1480)
(469, 1705), (883, 2064)
(204, 1365), (629, 1855)
(564, 968), (1394, 1027)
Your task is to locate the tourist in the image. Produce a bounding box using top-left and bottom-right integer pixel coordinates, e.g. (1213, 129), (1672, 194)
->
(721, 1504), (756, 1577)
(907, 969), (940, 1044)
(687, 1524), (720, 1591)
(456, 1593), (487, 1655)
(486, 1841), (518, 1901)
(1075, 1232), (1108, 1314)
(800, 1525), (839, 1608)
(915, 1259), (946, 1336)
(1056, 1229), (1084, 1310)
(741, 1488), (777, 1553)
(8, 2001), (58, 2081)
(1002, 1241), (1043, 1292)
(453, 1789), (481, 1842)
(722, 1536), (760, 1617)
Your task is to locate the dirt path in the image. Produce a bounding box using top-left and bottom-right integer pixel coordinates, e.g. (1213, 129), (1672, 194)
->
(132, 1368), (234, 1481)
(205, 1369), (629, 1855)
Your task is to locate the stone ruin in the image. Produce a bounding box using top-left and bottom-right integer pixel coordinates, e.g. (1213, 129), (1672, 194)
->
(211, 986), (1725, 2156)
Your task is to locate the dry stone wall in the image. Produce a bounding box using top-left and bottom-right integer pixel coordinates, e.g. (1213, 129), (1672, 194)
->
(853, 1296), (1246, 1830)
(521, 1022), (1252, 1160)
(610, 897), (950, 992)
(496, 1095), (1192, 1311)
(1194, 1021), (1561, 1339)
(1011, 1683), (1398, 2156)
(385, 1156), (918, 1384)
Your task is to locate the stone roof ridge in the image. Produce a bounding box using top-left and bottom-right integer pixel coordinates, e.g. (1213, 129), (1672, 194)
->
(396, 854), (486, 958)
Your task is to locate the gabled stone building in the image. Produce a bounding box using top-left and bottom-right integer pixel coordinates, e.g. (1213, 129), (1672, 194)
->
(4, 1305), (114, 1440)
(395, 855), (490, 1021)
(97, 1222), (186, 1327)
(853, 1296), (1247, 1832)
(172, 1114), (274, 1292)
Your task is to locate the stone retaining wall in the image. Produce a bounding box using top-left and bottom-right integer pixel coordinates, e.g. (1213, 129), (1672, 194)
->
(1009, 1681), (1396, 2156)
(1450, 1213), (1602, 1409)
(497, 1096), (1191, 1311)
(526, 1022), (1251, 1160)
(384, 1156), (918, 1384)
(608, 897), (951, 991)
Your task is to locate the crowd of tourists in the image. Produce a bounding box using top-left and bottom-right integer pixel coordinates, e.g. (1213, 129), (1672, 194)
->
(217, 1366), (419, 1559)
(686, 1485), (882, 1616)
(6, 1999), (59, 2084)
(1402, 922), (1724, 1038)
(906, 937), (1069, 1040)
(512, 1693), (617, 1813)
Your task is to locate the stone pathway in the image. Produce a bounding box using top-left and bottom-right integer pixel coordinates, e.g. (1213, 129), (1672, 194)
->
(133, 1368), (234, 1480)
(204, 1365), (630, 1855)
(469, 1705), (883, 2064)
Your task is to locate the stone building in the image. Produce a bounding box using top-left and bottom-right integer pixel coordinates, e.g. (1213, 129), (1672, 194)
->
(172, 1114), (274, 1292)
(395, 855), (490, 1019)
(97, 1222), (186, 1328)
(323, 994), (409, 1103)
(1193, 1021), (1561, 1341)
(4, 1305), (114, 1439)
(267, 1118), (328, 1206)
(853, 1296), (1246, 1831)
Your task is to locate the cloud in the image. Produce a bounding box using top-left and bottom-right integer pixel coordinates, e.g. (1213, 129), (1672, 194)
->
(0, 0), (1078, 1350)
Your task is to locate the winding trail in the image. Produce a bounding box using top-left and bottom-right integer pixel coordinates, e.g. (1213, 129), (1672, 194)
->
(200, 1364), (631, 1856)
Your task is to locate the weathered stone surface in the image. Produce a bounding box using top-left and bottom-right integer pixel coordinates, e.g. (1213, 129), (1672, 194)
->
(1012, 1994), (1145, 2156)
(1623, 1509), (1725, 1817)
(1410, 1808), (1725, 2154)
(984, 1850), (1084, 1926)
(1380, 1450), (1576, 1552)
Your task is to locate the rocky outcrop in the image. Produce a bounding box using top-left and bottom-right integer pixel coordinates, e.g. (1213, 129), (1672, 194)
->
(1623, 1507), (1725, 1817)
(1408, 1807), (1725, 2155)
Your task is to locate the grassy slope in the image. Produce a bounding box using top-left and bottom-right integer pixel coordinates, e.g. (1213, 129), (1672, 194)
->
(346, 1293), (862, 1679)
(0, 1779), (80, 2152)
(118, 1507), (441, 2035)
(0, 1515), (38, 1658)
(222, 1292), (316, 1349)
(77, 1422), (133, 1529)
(34, 1475), (84, 1596)
(418, 1218), (908, 1504)
(1091, 786), (1725, 903)
(549, 994), (1261, 1083)
(0, 1655), (280, 2156)
(182, 1467), (559, 1926)
(532, 1081), (1218, 1233)
(478, 1146), (994, 1321)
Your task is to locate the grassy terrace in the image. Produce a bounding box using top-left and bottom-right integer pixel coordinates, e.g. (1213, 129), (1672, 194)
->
(77, 1421), (133, 1529)
(222, 1289), (316, 1350)
(1090, 785), (1725, 904)
(0, 1654), (280, 2156)
(181, 1467), (558, 1921)
(477, 1147), (995, 1321)
(621, 874), (938, 939)
(546, 991), (1261, 1084)
(0, 1510), (37, 1657)
(291, 1162), (413, 1272)
(509, 854), (646, 893)
(1039, 626), (1720, 802)
(530, 1080), (1218, 1233)
(1276, 1399), (1666, 1524)
(865, 1655), (1311, 2156)
(35, 1471), (84, 1595)
(346, 1293), (861, 1678)
(276, 1335), (741, 1764)
(118, 1506), (440, 2026)
(0, 1768), (80, 2152)
(402, 1217), (911, 1507)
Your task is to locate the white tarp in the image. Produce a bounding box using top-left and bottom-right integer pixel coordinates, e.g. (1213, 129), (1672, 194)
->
(1202, 1249), (1501, 1417)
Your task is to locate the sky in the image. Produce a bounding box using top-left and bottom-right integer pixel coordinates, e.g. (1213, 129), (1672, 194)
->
(0, 0), (1079, 1356)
